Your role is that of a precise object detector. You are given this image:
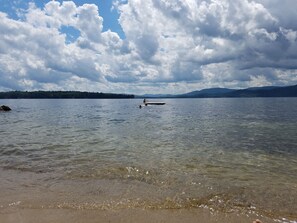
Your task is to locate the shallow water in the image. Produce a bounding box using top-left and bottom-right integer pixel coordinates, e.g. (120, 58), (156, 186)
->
(1, 98), (297, 222)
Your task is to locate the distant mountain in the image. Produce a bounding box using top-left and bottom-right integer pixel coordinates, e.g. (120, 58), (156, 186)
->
(136, 88), (235, 98)
(179, 88), (235, 97)
(225, 85), (297, 97)
(135, 94), (175, 98)
(135, 85), (297, 99)
(179, 85), (297, 98)
(244, 86), (279, 91)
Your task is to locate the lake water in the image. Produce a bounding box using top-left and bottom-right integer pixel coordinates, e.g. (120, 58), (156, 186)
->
(1, 98), (297, 222)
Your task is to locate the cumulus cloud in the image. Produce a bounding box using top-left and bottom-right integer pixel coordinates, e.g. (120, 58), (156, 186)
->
(0, 0), (297, 93)
(115, 0), (297, 90)
(0, 2), (111, 91)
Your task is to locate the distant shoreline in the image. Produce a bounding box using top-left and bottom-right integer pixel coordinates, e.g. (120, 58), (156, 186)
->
(1, 84), (297, 99)
(137, 84), (297, 98)
(0, 91), (134, 99)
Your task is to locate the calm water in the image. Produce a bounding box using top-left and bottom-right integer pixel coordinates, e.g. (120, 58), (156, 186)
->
(1, 98), (297, 221)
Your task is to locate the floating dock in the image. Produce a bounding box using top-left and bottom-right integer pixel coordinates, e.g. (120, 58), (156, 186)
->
(144, 102), (166, 105)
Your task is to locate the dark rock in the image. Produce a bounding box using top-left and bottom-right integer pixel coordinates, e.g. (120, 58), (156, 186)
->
(0, 105), (11, 111)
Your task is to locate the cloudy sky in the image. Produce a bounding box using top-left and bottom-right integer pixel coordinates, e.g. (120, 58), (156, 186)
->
(0, 0), (297, 94)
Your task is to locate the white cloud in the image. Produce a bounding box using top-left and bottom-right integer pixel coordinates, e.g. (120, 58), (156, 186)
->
(0, 0), (297, 94)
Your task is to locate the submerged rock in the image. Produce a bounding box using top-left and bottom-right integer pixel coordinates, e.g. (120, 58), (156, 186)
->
(0, 105), (11, 111)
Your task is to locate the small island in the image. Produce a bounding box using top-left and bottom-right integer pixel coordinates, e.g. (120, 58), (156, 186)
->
(0, 91), (134, 99)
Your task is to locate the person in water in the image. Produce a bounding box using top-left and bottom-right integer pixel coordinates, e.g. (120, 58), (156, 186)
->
(143, 99), (146, 104)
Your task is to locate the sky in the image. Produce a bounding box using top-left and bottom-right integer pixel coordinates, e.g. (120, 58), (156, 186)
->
(0, 0), (297, 94)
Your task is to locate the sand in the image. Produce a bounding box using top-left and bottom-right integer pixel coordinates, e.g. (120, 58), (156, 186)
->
(0, 207), (273, 223)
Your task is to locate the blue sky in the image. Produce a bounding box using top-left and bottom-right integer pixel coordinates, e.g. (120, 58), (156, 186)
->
(0, 0), (297, 94)
(0, 0), (125, 37)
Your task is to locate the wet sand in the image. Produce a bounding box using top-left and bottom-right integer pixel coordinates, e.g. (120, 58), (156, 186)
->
(0, 207), (270, 223)
(0, 169), (294, 223)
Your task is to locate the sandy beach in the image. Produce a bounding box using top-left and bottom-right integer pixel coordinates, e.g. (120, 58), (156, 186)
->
(0, 207), (272, 223)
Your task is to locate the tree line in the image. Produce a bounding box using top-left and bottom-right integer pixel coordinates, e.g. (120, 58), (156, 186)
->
(0, 91), (135, 99)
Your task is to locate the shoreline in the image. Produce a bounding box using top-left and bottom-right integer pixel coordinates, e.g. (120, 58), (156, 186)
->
(0, 207), (272, 223)
(1, 168), (296, 223)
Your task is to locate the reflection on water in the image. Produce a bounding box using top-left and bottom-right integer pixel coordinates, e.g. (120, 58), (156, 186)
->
(1, 98), (297, 221)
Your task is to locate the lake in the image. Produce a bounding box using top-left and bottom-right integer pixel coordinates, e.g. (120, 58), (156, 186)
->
(1, 98), (297, 222)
